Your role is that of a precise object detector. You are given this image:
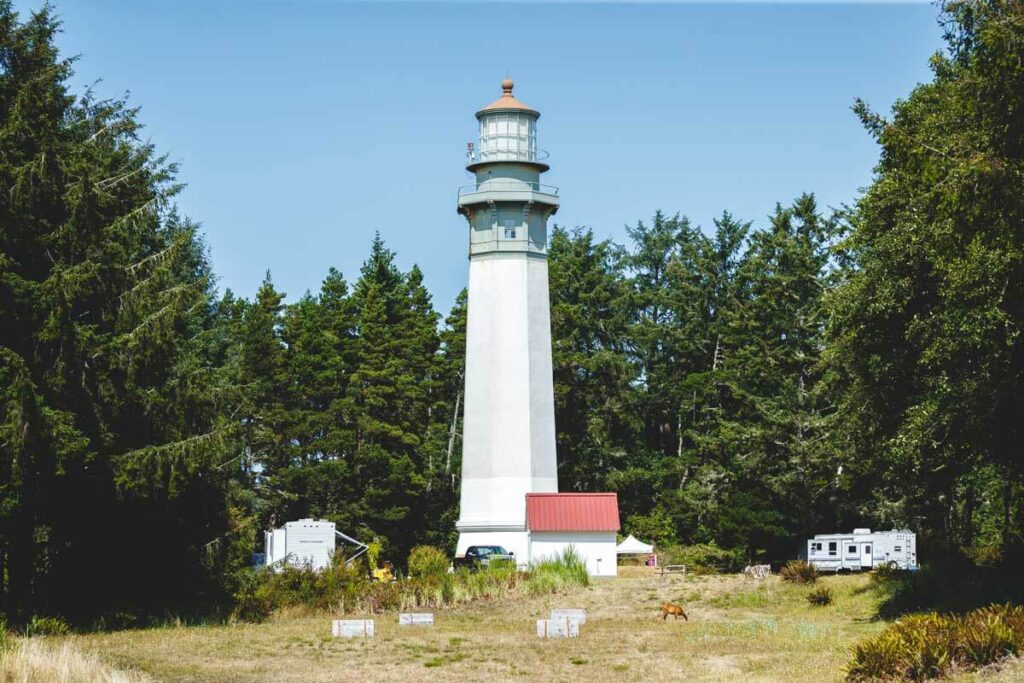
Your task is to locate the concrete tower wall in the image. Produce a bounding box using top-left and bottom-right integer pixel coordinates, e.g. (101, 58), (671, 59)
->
(458, 253), (557, 535)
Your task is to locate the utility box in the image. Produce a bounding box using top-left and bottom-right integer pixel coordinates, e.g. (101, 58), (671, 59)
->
(264, 519), (337, 571)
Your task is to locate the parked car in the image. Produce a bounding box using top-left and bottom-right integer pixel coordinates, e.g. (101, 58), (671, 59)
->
(453, 545), (514, 570)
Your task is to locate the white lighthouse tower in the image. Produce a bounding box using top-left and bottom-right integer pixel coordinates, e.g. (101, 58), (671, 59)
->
(454, 79), (560, 561)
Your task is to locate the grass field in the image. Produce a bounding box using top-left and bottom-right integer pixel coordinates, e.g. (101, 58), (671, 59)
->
(6, 568), (1024, 682)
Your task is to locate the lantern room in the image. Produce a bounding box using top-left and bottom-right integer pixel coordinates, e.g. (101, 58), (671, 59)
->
(467, 79), (547, 171)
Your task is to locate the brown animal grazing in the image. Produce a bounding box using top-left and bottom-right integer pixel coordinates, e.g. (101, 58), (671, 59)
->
(660, 602), (688, 621)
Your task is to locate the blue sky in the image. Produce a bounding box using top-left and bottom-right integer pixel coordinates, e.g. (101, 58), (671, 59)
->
(26, 1), (943, 314)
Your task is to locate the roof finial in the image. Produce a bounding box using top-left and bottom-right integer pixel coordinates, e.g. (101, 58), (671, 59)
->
(501, 77), (514, 96)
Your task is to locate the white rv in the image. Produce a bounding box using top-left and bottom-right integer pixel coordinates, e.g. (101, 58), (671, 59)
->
(263, 518), (367, 571)
(806, 528), (917, 572)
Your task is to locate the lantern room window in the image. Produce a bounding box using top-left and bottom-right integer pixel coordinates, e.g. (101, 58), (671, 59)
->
(479, 113), (537, 162)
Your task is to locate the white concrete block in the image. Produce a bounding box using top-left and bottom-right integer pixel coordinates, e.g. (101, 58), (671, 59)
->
(536, 618), (579, 638)
(332, 619), (374, 638)
(550, 608), (586, 624)
(398, 613), (434, 626)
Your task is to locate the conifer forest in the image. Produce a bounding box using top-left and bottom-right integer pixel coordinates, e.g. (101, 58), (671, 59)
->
(2, 0), (1023, 623)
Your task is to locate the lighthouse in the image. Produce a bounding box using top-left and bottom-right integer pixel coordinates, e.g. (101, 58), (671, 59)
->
(454, 79), (560, 560)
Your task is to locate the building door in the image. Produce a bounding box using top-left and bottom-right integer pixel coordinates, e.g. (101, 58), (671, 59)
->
(860, 543), (873, 569)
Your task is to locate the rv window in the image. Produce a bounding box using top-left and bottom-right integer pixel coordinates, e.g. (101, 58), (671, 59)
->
(811, 542), (822, 553)
(828, 542), (837, 556)
(848, 545), (857, 554)
(894, 545), (902, 552)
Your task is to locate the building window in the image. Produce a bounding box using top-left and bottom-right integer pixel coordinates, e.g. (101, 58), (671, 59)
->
(504, 219), (518, 239)
(828, 542), (837, 556)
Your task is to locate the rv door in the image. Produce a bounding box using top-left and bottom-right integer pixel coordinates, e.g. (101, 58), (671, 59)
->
(860, 543), (873, 569)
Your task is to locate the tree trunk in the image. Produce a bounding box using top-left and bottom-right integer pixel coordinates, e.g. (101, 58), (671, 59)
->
(445, 384), (463, 477)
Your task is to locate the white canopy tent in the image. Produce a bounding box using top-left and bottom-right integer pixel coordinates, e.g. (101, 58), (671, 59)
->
(616, 535), (654, 555)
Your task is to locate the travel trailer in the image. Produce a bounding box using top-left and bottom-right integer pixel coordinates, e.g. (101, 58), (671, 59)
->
(806, 529), (917, 572)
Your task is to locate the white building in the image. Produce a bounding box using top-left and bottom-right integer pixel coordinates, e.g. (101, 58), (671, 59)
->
(453, 81), (620, 571)
(806, 528), (917, 572)
(526, 493), (620, 577)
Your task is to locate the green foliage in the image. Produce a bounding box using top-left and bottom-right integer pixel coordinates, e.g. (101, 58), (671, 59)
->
(869, 558), (1024, 618)
(780, 560), (819, 584)
(232, 555), (585, 619)
(5, 0), (1024, 627)
(24, 616), (70, 637)
(524, 547), (591, 596)
(806, 586), (834, 607)
(846, 604), (1024, 681)
(661, 542), (744, 574)
(232, 561), (369, 622)
(826, 0), (1024, 554)
(407, 545), (449, 579)
(0, 3), (246, 624)
(624, 511), (676, 550)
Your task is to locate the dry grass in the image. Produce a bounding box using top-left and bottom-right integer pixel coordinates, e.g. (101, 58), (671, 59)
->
(0, 638), (151, 682)
(18, 569), (906, 682)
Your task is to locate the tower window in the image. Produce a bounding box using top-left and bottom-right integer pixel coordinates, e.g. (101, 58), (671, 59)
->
(503, 219), (518, 239)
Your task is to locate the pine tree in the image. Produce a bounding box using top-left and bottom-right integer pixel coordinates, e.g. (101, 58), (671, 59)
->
(0, 3), (238, 621)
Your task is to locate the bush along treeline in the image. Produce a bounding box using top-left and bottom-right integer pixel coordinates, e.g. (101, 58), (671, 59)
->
(2, 0), (1024, 627)
(847, 604), (1024, 681)
(232, 547), (590, 623)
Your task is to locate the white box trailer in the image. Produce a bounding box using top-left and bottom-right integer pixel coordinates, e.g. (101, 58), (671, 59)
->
(807, 528), (917, 572)
(263, 518), (368, 571)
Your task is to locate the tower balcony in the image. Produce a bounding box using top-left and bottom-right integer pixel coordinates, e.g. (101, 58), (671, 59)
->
(466, 148), (551, 172)
(458, 180), (559, 197)
(457, 180), (560, 217)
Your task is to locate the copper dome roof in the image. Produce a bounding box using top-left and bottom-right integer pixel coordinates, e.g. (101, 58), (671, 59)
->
(476, 78), (539, 118)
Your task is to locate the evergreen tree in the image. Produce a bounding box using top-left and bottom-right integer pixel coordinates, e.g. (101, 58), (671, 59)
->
(0, 3), (238, 621)
(343, 236), (438, 557)
(548, 226), (637, 492)
(826, 0), (1024, 553)
(710, 197), (836, 555)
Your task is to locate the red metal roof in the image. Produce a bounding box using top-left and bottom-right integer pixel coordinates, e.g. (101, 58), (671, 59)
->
(525, 493), (620, 532)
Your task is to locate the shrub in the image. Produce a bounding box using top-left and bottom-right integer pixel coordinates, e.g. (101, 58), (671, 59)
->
(660, 542), (744, 574)
(869, 560), (904, 585)
(232, 559), (369, 622)
(525, 547), (590, 596)
(231, 570), (275, 623)
(869, 557), (1024, 618)
(846, 604), (1024, 681)
(232, 544), (590, 619)
(807, 587), (834, 606)
(24, 616), (70, 637)
(780, 560), (819, 584)
(964, 544), (1003, 568)
(407, 545), (449, 579)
